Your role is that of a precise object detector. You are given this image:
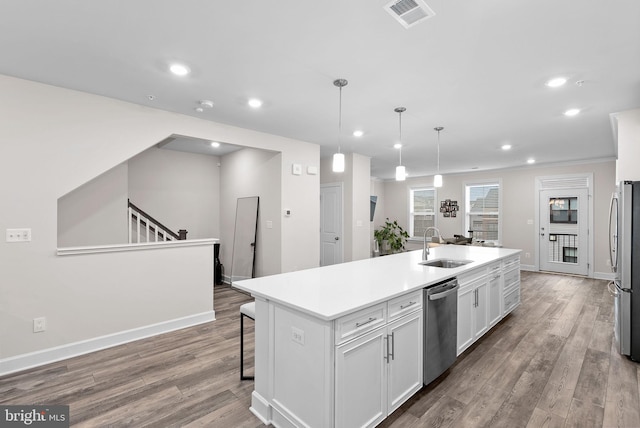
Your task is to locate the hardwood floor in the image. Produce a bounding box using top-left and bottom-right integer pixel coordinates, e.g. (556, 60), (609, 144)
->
(1, 272), (639, 427)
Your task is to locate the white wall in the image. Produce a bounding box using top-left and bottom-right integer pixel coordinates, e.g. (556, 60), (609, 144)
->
(615, 108), (640, 182)
(128, 147), (221, 240)
(57, 163), (129, 247)
(381, 160), (616, 275)
(220, 148), (282, 278)
(0, 74), (320, 366)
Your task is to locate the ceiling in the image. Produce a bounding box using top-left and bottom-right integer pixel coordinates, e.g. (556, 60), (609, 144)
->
(1, 0), (639, 179)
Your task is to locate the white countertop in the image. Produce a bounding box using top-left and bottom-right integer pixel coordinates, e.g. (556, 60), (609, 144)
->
(233, 245), (521, 321)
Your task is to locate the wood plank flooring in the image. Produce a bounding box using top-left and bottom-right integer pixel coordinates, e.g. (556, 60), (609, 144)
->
(1, 271), (639, 427)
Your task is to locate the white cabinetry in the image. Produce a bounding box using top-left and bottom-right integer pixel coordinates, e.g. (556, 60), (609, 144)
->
(457, 265), (498, 355)
(488, 263), (503, 327)
(502, 256), (521, 315)
(335, 291), (423, 428)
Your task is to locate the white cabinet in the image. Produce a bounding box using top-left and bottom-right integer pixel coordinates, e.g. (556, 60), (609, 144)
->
(387, 311), (423, 413)
(488, 263), (503, 327)
(503, 256), (521, 315)
(335, 327), (387, 428)
(335, 291), (423, 428)
(457, 269), (489, 355)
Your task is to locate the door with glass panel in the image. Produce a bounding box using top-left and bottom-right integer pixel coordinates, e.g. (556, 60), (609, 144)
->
(539, 189), (589, 275)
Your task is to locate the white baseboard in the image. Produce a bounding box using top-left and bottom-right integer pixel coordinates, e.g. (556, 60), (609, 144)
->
(520, 264), (614, 281)
(0, 311), (215, 376)
(594, 271), (615, 281)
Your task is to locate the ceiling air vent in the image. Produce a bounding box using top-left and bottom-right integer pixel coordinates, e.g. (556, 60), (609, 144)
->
(385, 0), (435, 29)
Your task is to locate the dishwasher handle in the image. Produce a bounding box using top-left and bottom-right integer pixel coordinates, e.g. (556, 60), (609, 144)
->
(428, 284), (459, 300)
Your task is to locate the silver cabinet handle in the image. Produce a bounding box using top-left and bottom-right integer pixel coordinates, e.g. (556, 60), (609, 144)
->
(400, 301), (416, 309)
(355, 317), (377, 328)
(389, 332), (395, 361)
(334, 236), (339, 240)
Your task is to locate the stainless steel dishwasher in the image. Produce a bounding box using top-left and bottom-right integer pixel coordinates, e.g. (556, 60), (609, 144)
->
(424, 277), (459, 385)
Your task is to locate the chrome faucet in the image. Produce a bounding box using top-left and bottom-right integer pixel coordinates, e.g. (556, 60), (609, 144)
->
(423, 227), (442, 260)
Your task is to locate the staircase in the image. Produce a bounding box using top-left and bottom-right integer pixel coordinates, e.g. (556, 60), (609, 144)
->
(128, 199), (187, 243)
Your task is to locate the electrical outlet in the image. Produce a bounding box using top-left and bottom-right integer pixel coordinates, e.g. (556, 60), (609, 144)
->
(291, 327), (305, 345)
(33, 317), (46, 333)
(525, 252), (531, 259)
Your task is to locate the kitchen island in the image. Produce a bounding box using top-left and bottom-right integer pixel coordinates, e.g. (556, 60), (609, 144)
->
(233, 245), (521, 428)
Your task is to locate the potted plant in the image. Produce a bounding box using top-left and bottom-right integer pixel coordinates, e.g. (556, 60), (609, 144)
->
(374, 218), (409, 254)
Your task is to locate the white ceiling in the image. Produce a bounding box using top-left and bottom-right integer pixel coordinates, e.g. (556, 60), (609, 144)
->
(1, 0), (638, 179)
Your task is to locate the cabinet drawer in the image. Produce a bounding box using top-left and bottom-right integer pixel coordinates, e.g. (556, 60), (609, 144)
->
(504, 268), (520, 288)
(335, 303), (387, 345)
(504, 288), (520, 315)
(458, 267), (488, 288)
(503, 256), (520, 271)
(388, 290), (422, 321)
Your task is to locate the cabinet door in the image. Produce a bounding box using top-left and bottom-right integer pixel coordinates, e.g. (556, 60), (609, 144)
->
(488, 271), (502, 327)
(457, 286), (475, 354)
(387, 311), (423, 413)
(335, 327), (387, 428)
(474, 281), (489, 339)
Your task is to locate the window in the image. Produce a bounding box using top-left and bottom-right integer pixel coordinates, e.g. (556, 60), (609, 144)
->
(465, 182), (501, 243)
(549, 197), (578, 224)
(409, 187), (436, 238)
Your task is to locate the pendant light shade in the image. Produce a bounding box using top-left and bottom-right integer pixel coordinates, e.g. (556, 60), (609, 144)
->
(333, 152), (345, 173)
(395, 107), (406, 181)
(434, 126), (444, 187)
(332, 78), (348, 173)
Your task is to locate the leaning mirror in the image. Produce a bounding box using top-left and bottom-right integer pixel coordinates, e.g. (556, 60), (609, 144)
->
(230, 196), (259, 282)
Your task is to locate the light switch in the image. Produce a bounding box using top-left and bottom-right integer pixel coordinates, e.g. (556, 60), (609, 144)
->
(6, 228), (31, 242)
(292, 164), (302, 175)
(266, 220), (273, 229)
(307, 166), (318, 175)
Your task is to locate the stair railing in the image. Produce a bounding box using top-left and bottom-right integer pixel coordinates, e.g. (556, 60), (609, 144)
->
(128, 199), (187, 243)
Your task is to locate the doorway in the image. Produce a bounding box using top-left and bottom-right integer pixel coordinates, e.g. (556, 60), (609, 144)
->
(320, 183), (343, 266)
(536, 175), (592, 276)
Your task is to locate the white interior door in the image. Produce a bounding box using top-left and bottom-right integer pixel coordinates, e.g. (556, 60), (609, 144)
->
(539, 188), (589, 275)
(320, 183), (343, 266)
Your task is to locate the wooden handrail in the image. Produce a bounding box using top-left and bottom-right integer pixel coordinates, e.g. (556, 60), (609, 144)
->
(128, 199), (186, 241)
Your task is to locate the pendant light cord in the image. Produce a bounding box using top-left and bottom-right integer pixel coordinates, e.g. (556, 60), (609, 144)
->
(338, 85), (342, 154)
(437, 129), (440, 173)
(398, 110), (402, 165)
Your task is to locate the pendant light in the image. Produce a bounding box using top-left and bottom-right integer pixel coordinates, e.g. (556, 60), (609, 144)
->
(395, 107), (406, 181)
(332, 79), (348, 173)
(434, 126), (444, 187)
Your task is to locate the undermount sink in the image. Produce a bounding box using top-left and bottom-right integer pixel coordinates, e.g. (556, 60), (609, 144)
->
(419, 258), (473, 268)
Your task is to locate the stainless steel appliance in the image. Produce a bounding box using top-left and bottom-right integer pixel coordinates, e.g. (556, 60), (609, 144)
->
(424, 278), (459, 385)
(609, 181), (639, 361)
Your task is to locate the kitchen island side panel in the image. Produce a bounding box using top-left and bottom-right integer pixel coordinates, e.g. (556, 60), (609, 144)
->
(270, 303), (334, 427)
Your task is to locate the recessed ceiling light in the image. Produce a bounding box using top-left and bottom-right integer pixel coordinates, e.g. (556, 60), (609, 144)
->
(194, 107), (204, 113)
(199, 100), (214, 109)
(546, 77), (567, 88)
(564, 108), (581, 117)
(248, 98), (263, 108)
(501, 144), (512, 150)
(169, 63), (190, 76)
(527, 158), (536, 164)
(210, 141), (220, 148)
(353, 130), (364, 137)
(394, 143), (402, 149)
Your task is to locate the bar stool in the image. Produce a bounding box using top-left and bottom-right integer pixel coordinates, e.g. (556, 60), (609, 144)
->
(240, 301), (255, 380)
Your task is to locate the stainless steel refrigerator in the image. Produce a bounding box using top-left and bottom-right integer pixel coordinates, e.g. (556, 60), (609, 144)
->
(609, 181), (640, 361)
